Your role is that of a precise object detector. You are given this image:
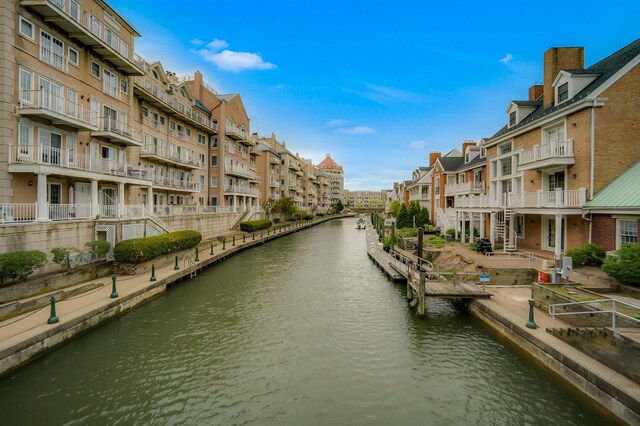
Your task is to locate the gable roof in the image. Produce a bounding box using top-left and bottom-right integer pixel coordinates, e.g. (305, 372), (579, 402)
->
(317, 155), (343, 170)
(256, 143), (279, 156)
(489, 37), (640, 142)
(438, 156), (464, 172)
(584, 161), (640, 209)
(216, 94), (236, 102)
(456, 154), (485, 172)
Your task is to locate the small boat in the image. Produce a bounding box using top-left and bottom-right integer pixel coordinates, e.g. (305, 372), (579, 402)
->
(355, 217), (366, 229)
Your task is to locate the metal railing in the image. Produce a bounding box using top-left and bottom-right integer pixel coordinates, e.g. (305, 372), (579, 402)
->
(49, 203), (91, 220)
(520, 140), (574, 166)
(19, 90), (92, 126)
(141, 144), (203, 168)
(225, 121), (247, 139)
(224, 185), (260, 196)
(9, 145), (150, 181)
(97, 118), (138, 141)
(454, 189), (587, 209)
(448, 181), (484, 195)
(151, 177), (200, 191)
(0, 203), (37, 223)
(549, 298), (640, 331)
(224, 163), (258, 180)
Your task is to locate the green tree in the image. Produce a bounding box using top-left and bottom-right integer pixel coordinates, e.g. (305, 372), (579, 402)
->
(261, 199), (277, 218)
(274, 197), (298, 220)
(396, 204), (411, 229)
(336, 200), (344, 213)
(0, 250), (47, 285)
(602, 244), (640, 285)
(408, 201), (420, 227)
(387, 200), (401, 217)
(416, 207), (430, 228)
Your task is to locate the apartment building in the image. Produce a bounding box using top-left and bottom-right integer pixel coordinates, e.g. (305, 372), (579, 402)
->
(2, 0), (148, 224)
(315, 167), (331, 211)
(451, 39), (640, 258)
(255, 133), (282, 204)
(317, 154), (344, 204)
(385, 182), (404, 212)
(343, 190), (386, 210)
(406, 166), (432, 209)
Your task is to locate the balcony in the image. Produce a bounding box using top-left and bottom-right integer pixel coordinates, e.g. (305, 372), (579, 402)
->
(152, 177), (200, 192)
(224, 186), (259, 196)
(133, 77), (218, 133)
(288, 161), (300, 171)
(21, 0), (144, 75)
(249, 175), (262, 183)
(269, 155), (280, 165)
(454, 188), (587, 209)
(447, 181), (484, 196)
(140, 144), (203, 170)
(8, 144), (150, 184)
(519, 140), (575, 171)
(91, 118), (142, 147)
(0, 202), (147, 224)
(269, 178), (279, 188)
(18, 90), (97, 131)
(225, 122), (247, 141)
(224, 163), (258, 180)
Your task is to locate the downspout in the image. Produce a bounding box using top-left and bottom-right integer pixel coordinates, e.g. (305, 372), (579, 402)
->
(582, 210), (592, 244)
(590, 102), (596, 199)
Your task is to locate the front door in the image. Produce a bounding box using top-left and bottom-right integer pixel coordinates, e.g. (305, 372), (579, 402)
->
(48, 183), (62, 219)
(75, 182), (90, 205)
(101, 187), (116, 218)
(543, 216), (565, 252)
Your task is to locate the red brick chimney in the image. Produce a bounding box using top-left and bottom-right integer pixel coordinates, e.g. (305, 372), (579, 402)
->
(193, 70), (203, 99)
(543, 47), (584, 107)
(461, 141), (476, 156)
(429, 152), (441, 166)
(528, 84), (543, 101)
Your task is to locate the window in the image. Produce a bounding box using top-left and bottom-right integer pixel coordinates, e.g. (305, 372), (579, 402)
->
(557, 83), (569, 103)
(435, 176), (440, 195)
(68, 47), (79, 66)
(545, 124), (565, 145)
(547, 171), (565, 191)
(617, 219), (638, 248)
(480, 147), (486, 158)
(500, 158), (512, 176)
(18, 124), (32, 157)
(199, 153), (205, 165)
(499, 142), (512, 155)
(40, 30), (64, 71)
(91, 61), (101, 78)
(68, 136), (76, 165)
(120, 78), (128, 94)
(210, 176), (218, 187)
(199, 175), (205, 188)
(186, 128), (191, 137)
(211, 155), (218, 166)
(170, 121), (176, 130)
(19, 67), (34, 104)
(159, 116), (165, 125)
(103, 69), (118, 97)
(151, 70), (159, 79)
(19, 16), (35, 41)
(509, 111), (516, 127)
(198, 134), (206, 145)
(141, 106), (148, 117)
(69, 1), (80, 22)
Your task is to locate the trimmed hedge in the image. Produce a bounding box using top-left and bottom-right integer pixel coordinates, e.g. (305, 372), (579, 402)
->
(565, 243), (606, 267)
(0, 250), (47, 285)
(602, 244), (640, 286)
(113, 230), (202, 264)
(240, 219), (272, 232)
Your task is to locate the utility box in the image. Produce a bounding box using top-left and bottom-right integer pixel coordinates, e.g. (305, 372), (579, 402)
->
(562, 256), (573, 278)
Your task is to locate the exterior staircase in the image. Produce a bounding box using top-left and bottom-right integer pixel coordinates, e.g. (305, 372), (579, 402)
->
(495, 207), (517, 251)
(146, 213), (171, 234)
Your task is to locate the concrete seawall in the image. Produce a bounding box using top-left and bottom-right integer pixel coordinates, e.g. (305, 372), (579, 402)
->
(469, 297), (640, 425)
(0, 215), (352, 376)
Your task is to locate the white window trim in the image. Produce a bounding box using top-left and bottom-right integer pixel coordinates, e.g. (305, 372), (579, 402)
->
(541, 118), (567, 145)
(616, 218), (638, 250)
(67, 46), (79, 67)
(91, 60), (101, 79)
(19, 66), (34, 105)
(120, 78), (128, 95)
(18, 15), (35, 42)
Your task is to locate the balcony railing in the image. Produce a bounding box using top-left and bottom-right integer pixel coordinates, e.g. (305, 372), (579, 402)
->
(19, 90), (95, 130)
(152, 204), (259, 216)
(141, 144), (203, 169)
(448, 181), (484, 195)
(224, 163), (258, 180)
(225, 122), (247, 140)
(40, 46), (67, 72)
(152, 177), (200, 191)
(22, 0), (143, 74)
(1, 202), (146, 224)
(1, 203), (37, 223)
(50, 203), (91, 220)
(454, 188), (587, 209)
(8, 144), (150, 181)
(92, 118), (141, 146)
(224, 186), (260, 196)
(519, 140), (574, 169)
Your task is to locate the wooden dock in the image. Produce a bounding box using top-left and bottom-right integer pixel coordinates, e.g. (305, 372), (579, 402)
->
(366, 217), (490, 314)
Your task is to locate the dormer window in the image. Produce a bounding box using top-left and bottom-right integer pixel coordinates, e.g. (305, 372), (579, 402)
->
(151, 70), (159, 79)
(509, 111), (516, 127)
(465, 153), (470, 163)
(557, 82), (569, 103)
(480, 147), (486, 158)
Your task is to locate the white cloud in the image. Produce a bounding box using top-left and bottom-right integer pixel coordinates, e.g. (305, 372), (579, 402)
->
(499, 53), (513, 64)
(409, 140), (429, 149)
(189, 38), (205, 46)
(335, 126), (375, 135)
(325, 119), (349, 127)
(207, 38), (229, 51)
(346, 83), (423, 105)
(192, 39), (276, 72)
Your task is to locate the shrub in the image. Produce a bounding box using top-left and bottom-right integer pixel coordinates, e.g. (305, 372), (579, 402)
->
(398, 227), (417, 238)
(303, 213), (314, 220)
(51, 247), (76, 270)
(0, 250), (47, 285)
(86, 240), (111, 260)
(316, 212), (325, 217)
(602, 244), (640, 286)
(445, 228), (456, 236)
(240, 219), (273, 232)
(273, 218), (281, 223)
(469, 241), (479, 251)
(426, 236), (445, 247)
(493, 243), (504, 251)
(113, 230), (202, 264)
(565, 243), (606, 267)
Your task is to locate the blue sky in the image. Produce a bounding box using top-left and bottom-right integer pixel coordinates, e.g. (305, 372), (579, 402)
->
(109, 0), (639, 190)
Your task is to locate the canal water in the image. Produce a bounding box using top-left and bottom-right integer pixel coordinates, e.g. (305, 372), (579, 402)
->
(0, 218), (617, 425)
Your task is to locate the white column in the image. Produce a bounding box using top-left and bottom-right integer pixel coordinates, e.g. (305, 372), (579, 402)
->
(91, 179), (98, 218)
(233, 195), (237, 211)
(480, 213), (485, 239)
(454, 211), (459, 240)
(489, 212), (496, 245)
(147, 186), (153, 215)
(36, 174), (49, 221)
(244, 196), (247, 211)
(555, 214), (563, 259)
(118, 183), (125, 217)
(469, 213), (475, 242)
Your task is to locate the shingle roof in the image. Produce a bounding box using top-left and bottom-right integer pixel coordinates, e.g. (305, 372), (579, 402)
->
(512, 100), (543, 107)
(194, 99), (211, 114)
(439, 157), (464, 171)
(584, 161), (640, 208)
(490, 38), (640, 141)
(317, 155), (343, 170)
(456, 154), (485, 172)
(256, 143), (279, 156)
